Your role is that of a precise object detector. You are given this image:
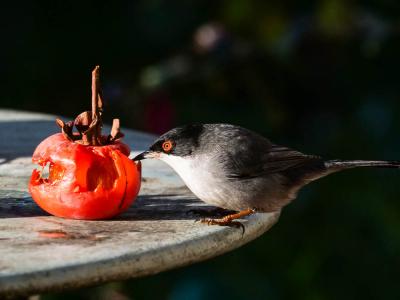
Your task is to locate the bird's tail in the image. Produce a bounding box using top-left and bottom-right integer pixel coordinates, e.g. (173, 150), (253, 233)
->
(324, 159), (400, 173)
(279, 158), (400, 210)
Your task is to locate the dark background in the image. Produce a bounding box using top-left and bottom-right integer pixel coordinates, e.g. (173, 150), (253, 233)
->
(2, 1), (400, 299)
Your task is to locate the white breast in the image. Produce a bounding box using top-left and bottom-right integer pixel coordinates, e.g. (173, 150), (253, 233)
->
(158, 153), (227, 206)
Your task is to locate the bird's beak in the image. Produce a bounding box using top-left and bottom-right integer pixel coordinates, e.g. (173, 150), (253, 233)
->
(132, 150), (158, 161)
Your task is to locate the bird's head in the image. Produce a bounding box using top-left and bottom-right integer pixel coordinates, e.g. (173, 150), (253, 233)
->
(133, 123), (205, 162)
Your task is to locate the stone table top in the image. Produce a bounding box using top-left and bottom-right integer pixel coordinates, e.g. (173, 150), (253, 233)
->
(0, 109), (280, 298)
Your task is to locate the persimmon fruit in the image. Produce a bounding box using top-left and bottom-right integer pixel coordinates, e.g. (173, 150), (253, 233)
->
(29, 66), (141, 219)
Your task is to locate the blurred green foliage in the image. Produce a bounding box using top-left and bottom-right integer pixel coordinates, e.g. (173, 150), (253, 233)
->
(3, 0), (400, 299)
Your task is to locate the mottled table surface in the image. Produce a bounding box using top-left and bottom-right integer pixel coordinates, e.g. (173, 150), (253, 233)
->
(0, 109), (280, 298)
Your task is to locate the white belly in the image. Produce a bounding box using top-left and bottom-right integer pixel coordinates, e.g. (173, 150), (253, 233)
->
(159, 154), (228, 207)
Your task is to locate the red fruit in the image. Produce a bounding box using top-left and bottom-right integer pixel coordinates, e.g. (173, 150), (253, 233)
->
(29, 66), (141, 219)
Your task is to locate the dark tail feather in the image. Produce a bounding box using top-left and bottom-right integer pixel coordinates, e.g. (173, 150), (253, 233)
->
(284, 159), (400, 204)
(325, 160), (400, 172)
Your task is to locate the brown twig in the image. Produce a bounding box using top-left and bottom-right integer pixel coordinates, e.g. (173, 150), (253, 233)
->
(91, 66), (102, 145)
(91, 66), (100, 121)
(78, 66), (104, 145)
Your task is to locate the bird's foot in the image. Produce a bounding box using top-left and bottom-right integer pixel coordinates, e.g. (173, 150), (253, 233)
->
(198, 208), (256, 234)
(200, 218), (245, 233)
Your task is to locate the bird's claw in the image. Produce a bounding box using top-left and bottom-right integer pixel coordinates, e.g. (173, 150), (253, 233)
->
(198, 218), (246, 234)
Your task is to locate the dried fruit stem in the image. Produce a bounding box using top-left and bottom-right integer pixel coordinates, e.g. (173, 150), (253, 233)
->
(56, 66), (124, 146)
(108, 118), (124, 142)
(90, 66), (103, 145)
(91, 66), (103, 119)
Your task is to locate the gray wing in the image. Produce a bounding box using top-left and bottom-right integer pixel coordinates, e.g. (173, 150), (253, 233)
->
(202, 124), (324, 180)
(224, 144), (323, 180)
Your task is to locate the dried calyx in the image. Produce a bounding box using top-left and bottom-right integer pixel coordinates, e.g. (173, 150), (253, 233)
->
(56, 66), (124, 146)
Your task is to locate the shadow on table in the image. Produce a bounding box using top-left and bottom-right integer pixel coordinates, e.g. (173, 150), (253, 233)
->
(0, 193), (222, 221)
(118, 194), (222, 221)
(0, 192), (50, 218)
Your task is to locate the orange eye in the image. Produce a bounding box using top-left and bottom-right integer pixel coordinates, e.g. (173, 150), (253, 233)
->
(162, 140), (173, 153)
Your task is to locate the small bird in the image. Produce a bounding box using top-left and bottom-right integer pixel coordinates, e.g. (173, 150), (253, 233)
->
(133, 123), (400, 227)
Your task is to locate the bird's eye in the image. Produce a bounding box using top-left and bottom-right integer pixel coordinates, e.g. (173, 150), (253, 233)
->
(162, 140), (174, 153)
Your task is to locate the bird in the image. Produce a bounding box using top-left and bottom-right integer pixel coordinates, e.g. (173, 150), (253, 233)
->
(133, 123), (400, 228)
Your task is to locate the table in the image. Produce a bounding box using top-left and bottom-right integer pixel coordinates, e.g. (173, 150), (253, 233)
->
(0, 109), (280, 298)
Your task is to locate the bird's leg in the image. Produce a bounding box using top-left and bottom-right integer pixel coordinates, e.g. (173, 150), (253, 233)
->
(200, 208), (256, 233)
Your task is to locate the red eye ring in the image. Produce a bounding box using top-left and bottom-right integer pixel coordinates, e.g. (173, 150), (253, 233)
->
(162, 140), (173, 153)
